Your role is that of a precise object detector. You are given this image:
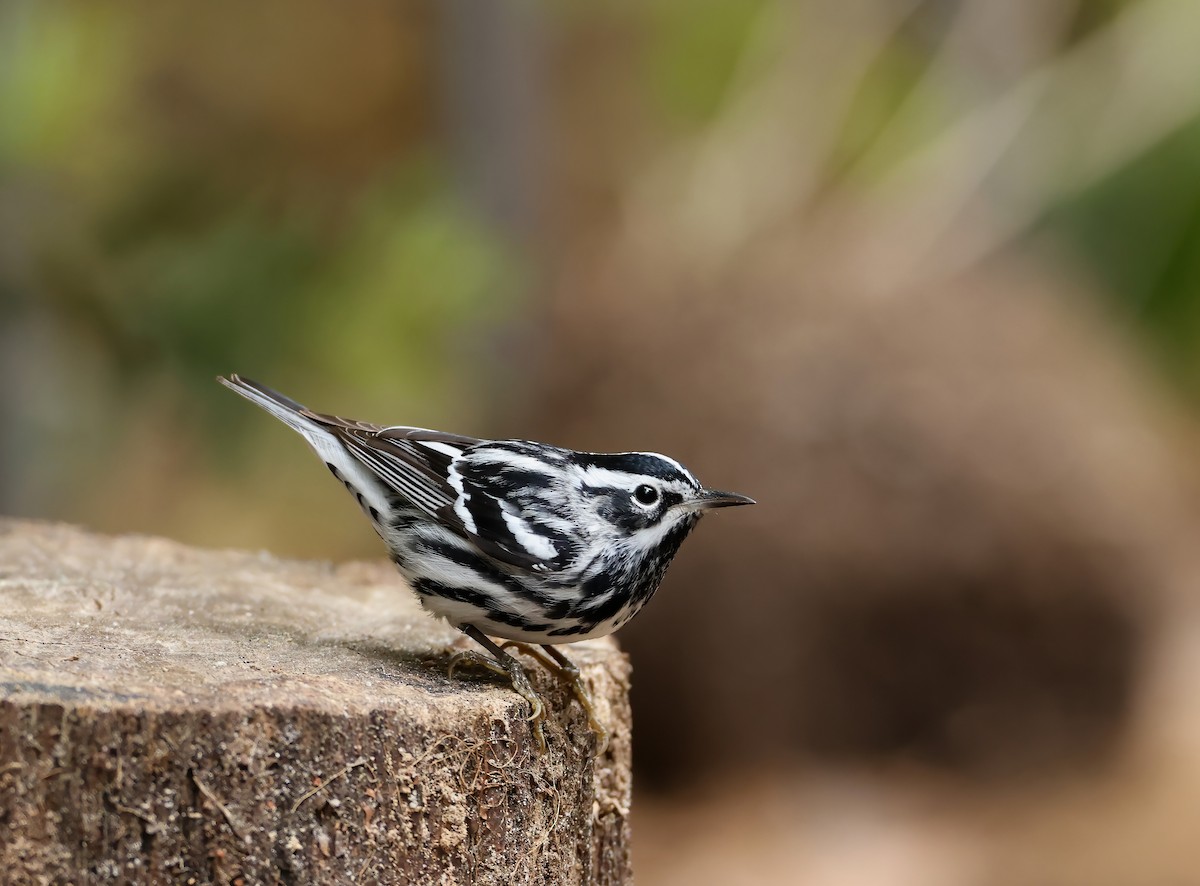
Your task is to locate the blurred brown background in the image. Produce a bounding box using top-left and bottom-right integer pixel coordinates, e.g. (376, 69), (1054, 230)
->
(6, 1), (1200, 882)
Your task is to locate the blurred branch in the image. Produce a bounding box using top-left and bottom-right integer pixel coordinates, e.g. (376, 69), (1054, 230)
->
(866, 0), (1200, 288)
(438, 0), (545, 248)
(626, 0), (925, 268)
(626, 0), (1200, 295)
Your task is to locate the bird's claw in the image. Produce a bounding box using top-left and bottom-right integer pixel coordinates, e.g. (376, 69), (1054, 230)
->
(501, 642), (609, 753)
(449, 647), (547, 751)
(448, 650), (507, 681)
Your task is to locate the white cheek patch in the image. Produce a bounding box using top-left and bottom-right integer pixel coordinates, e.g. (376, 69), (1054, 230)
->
(620, 510), (694, 561)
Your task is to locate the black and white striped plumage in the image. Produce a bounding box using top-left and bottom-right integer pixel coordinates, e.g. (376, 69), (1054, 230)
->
(219, 374), (753, 744)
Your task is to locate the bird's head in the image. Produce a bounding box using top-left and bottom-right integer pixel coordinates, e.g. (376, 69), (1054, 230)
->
(570, 451), (754, 556)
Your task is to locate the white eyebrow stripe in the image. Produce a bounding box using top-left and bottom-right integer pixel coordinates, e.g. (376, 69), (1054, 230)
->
(631, 451), (697, 485)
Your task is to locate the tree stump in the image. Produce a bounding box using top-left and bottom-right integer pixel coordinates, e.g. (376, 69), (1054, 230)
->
(0, 519), (632, 885)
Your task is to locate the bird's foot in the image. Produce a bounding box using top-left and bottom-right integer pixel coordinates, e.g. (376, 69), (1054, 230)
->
(449, 648), (547, 752)
(501, 642), (609, 753)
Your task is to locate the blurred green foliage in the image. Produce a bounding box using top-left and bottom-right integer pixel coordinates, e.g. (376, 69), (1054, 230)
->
(0, 0), (523, 547)
(646, 0), (768, 127)
(3, 0), (1200, 547)
(0, 0), (520, 416)
(1050, 115), (1200, 396)
(0, 4), (133, 171)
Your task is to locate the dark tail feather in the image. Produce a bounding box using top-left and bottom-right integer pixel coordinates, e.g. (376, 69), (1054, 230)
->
(218, 374), (310, 414)
(217, 374), (333, 446)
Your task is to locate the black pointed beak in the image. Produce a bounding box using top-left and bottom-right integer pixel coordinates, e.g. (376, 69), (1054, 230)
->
(695, 489), (756, 509)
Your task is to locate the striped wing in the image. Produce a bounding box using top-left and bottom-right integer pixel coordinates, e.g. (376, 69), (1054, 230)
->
(320, 422), (571, 572)
(311, 418), (468, 514)
(444, 442), (577, 573)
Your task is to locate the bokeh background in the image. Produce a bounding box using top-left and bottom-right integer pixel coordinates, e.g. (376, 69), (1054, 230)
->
(6, 0), (1200, 882)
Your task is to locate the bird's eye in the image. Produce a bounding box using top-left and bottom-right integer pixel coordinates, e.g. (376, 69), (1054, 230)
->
(634, 484), (659, 506)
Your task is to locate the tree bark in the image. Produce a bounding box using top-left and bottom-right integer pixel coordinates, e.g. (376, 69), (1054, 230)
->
(0, 519), (632, 885)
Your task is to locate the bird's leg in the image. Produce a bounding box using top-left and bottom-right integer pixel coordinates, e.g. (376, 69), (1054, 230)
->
(450, 625), (547, 752)
(501, 641), (609, 752)
(541, 645), (610, 753)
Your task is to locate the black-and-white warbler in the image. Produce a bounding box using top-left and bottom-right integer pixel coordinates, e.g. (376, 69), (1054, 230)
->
(219, 374), (753, 749)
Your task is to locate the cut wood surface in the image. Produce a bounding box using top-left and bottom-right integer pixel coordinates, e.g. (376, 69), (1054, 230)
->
(0, 519), (632, 885)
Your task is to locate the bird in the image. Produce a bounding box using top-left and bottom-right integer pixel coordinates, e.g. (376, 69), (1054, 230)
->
(218, 374), (754, 750)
